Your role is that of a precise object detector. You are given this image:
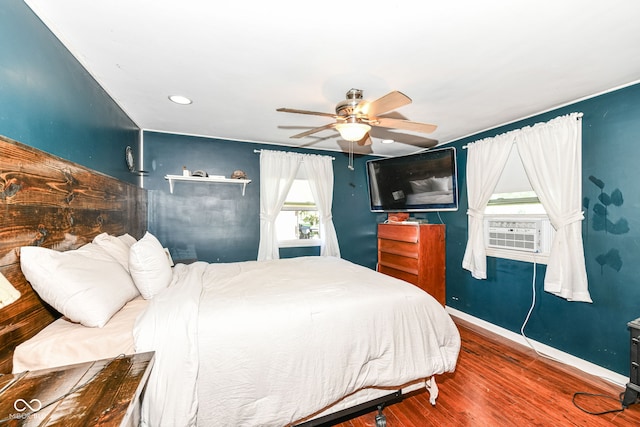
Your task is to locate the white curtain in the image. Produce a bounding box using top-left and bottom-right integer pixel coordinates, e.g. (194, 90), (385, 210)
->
(516, 113), (591, 302)
(257, 150), (340, 261)
(257, 150), (302, 261)
(462, 113), (591, 303)
(462, 132), (514, 279)
(303, 154), (341, 257)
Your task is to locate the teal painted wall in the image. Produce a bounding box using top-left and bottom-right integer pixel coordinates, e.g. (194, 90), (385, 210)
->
(0, 1), (139, 183)
(444, 83), (640, 376)
(142, 131), (384, 267)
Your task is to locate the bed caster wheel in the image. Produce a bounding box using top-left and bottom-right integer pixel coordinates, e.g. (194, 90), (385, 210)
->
(375, 407), (387, 427)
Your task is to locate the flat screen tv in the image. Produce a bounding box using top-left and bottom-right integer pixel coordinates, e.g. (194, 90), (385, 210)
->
(366, 147), (459, 212)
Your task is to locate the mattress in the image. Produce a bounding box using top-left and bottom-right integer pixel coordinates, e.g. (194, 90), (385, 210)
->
(14, 256), (460, 427)
(135, 256), (460, 426)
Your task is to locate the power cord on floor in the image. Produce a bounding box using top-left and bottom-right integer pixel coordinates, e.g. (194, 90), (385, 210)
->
(572, 391), (625, 415)
(520, 258), (628, 416)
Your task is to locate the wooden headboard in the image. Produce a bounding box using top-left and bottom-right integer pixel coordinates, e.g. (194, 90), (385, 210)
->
(0, 135), (147, 373)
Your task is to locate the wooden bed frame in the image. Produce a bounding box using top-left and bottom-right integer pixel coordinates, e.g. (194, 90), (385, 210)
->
(0, 135), (147, 373)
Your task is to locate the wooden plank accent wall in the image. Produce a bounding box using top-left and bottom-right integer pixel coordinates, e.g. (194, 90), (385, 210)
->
(0, 135), (147, 373)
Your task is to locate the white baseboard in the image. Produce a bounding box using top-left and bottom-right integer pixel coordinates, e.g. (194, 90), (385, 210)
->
(445, 306), (628, 388)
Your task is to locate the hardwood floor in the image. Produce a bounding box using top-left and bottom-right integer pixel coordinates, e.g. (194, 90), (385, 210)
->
(336, 317), (640, 426)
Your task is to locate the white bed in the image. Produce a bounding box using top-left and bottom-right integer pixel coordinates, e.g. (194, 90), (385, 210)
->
(16, 235), (460, 427)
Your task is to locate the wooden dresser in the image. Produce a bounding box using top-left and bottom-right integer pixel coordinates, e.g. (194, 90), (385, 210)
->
(0, 352), (154, 426)
(377, 223), (446, 305)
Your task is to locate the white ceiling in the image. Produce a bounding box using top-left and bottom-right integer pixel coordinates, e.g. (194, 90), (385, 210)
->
(25, 0), (640, 157)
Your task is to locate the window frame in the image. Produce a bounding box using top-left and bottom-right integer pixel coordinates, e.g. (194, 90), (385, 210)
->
(276, 178), (321, 248)
(483, 151), (554, 264)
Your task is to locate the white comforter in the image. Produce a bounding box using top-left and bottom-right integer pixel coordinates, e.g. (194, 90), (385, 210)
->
(134, 256), (460, 427)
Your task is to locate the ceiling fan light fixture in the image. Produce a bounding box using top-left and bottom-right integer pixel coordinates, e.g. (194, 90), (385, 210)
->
(336, 122), (371, 142)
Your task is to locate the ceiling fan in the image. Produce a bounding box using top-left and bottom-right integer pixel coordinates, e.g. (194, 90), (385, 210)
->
(277, 88), (438, 149)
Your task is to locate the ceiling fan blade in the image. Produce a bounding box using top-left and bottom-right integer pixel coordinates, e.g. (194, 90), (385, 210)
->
(290, 122), (337, 139)
(277, 107), (337, 119)
(365, 91), (412, 117)
(357, 133), (372, 146)
(374, 117), (437, 134)
(369, 128), (438, 148)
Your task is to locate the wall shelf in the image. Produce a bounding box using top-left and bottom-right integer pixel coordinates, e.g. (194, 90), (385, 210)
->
(164, 174), (251, 195)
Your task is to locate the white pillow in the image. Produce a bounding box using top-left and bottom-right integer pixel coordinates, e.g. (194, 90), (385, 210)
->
(93, 232), (132, 272)
(20, 244), (140, 328)
(118, 233), (137, 247)
(129, 232), (173, 299)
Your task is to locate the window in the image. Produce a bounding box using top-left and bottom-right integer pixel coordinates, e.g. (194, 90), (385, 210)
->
(483, 147), (554, 264)
(275, 178), (321, 247)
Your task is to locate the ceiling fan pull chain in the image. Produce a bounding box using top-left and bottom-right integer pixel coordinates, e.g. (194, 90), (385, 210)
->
(348, 141), (354, 170)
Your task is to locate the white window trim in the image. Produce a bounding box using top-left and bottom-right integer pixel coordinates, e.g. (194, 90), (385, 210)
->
(482, 144), (551, 265)
(278, 239), (322, 248)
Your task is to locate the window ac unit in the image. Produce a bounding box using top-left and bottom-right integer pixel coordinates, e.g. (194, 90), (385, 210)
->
(485, 218), (545, 253)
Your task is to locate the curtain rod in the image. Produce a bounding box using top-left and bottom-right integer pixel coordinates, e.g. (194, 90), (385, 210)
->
(462, 112), (583, 149)
(253, 149), (335, 160)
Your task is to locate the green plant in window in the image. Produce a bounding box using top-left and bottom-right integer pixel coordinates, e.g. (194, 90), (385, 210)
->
(300, 212), (319, 227)
(297, 211), (319, 239)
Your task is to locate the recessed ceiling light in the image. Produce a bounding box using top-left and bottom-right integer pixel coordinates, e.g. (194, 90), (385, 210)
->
(168, 95), (192, 105)
(381, 139), (395, 144)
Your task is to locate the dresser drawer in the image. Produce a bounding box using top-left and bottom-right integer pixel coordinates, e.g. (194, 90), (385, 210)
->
(378, 251), (419, 275)
(378, 224), (419, 243)
(631, 323), (640, 385)
(378, 238), (419, 259)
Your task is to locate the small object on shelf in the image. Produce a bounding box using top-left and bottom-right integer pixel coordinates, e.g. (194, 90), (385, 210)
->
(231, 170), (247, 179)
(182, 166), (190, 176)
